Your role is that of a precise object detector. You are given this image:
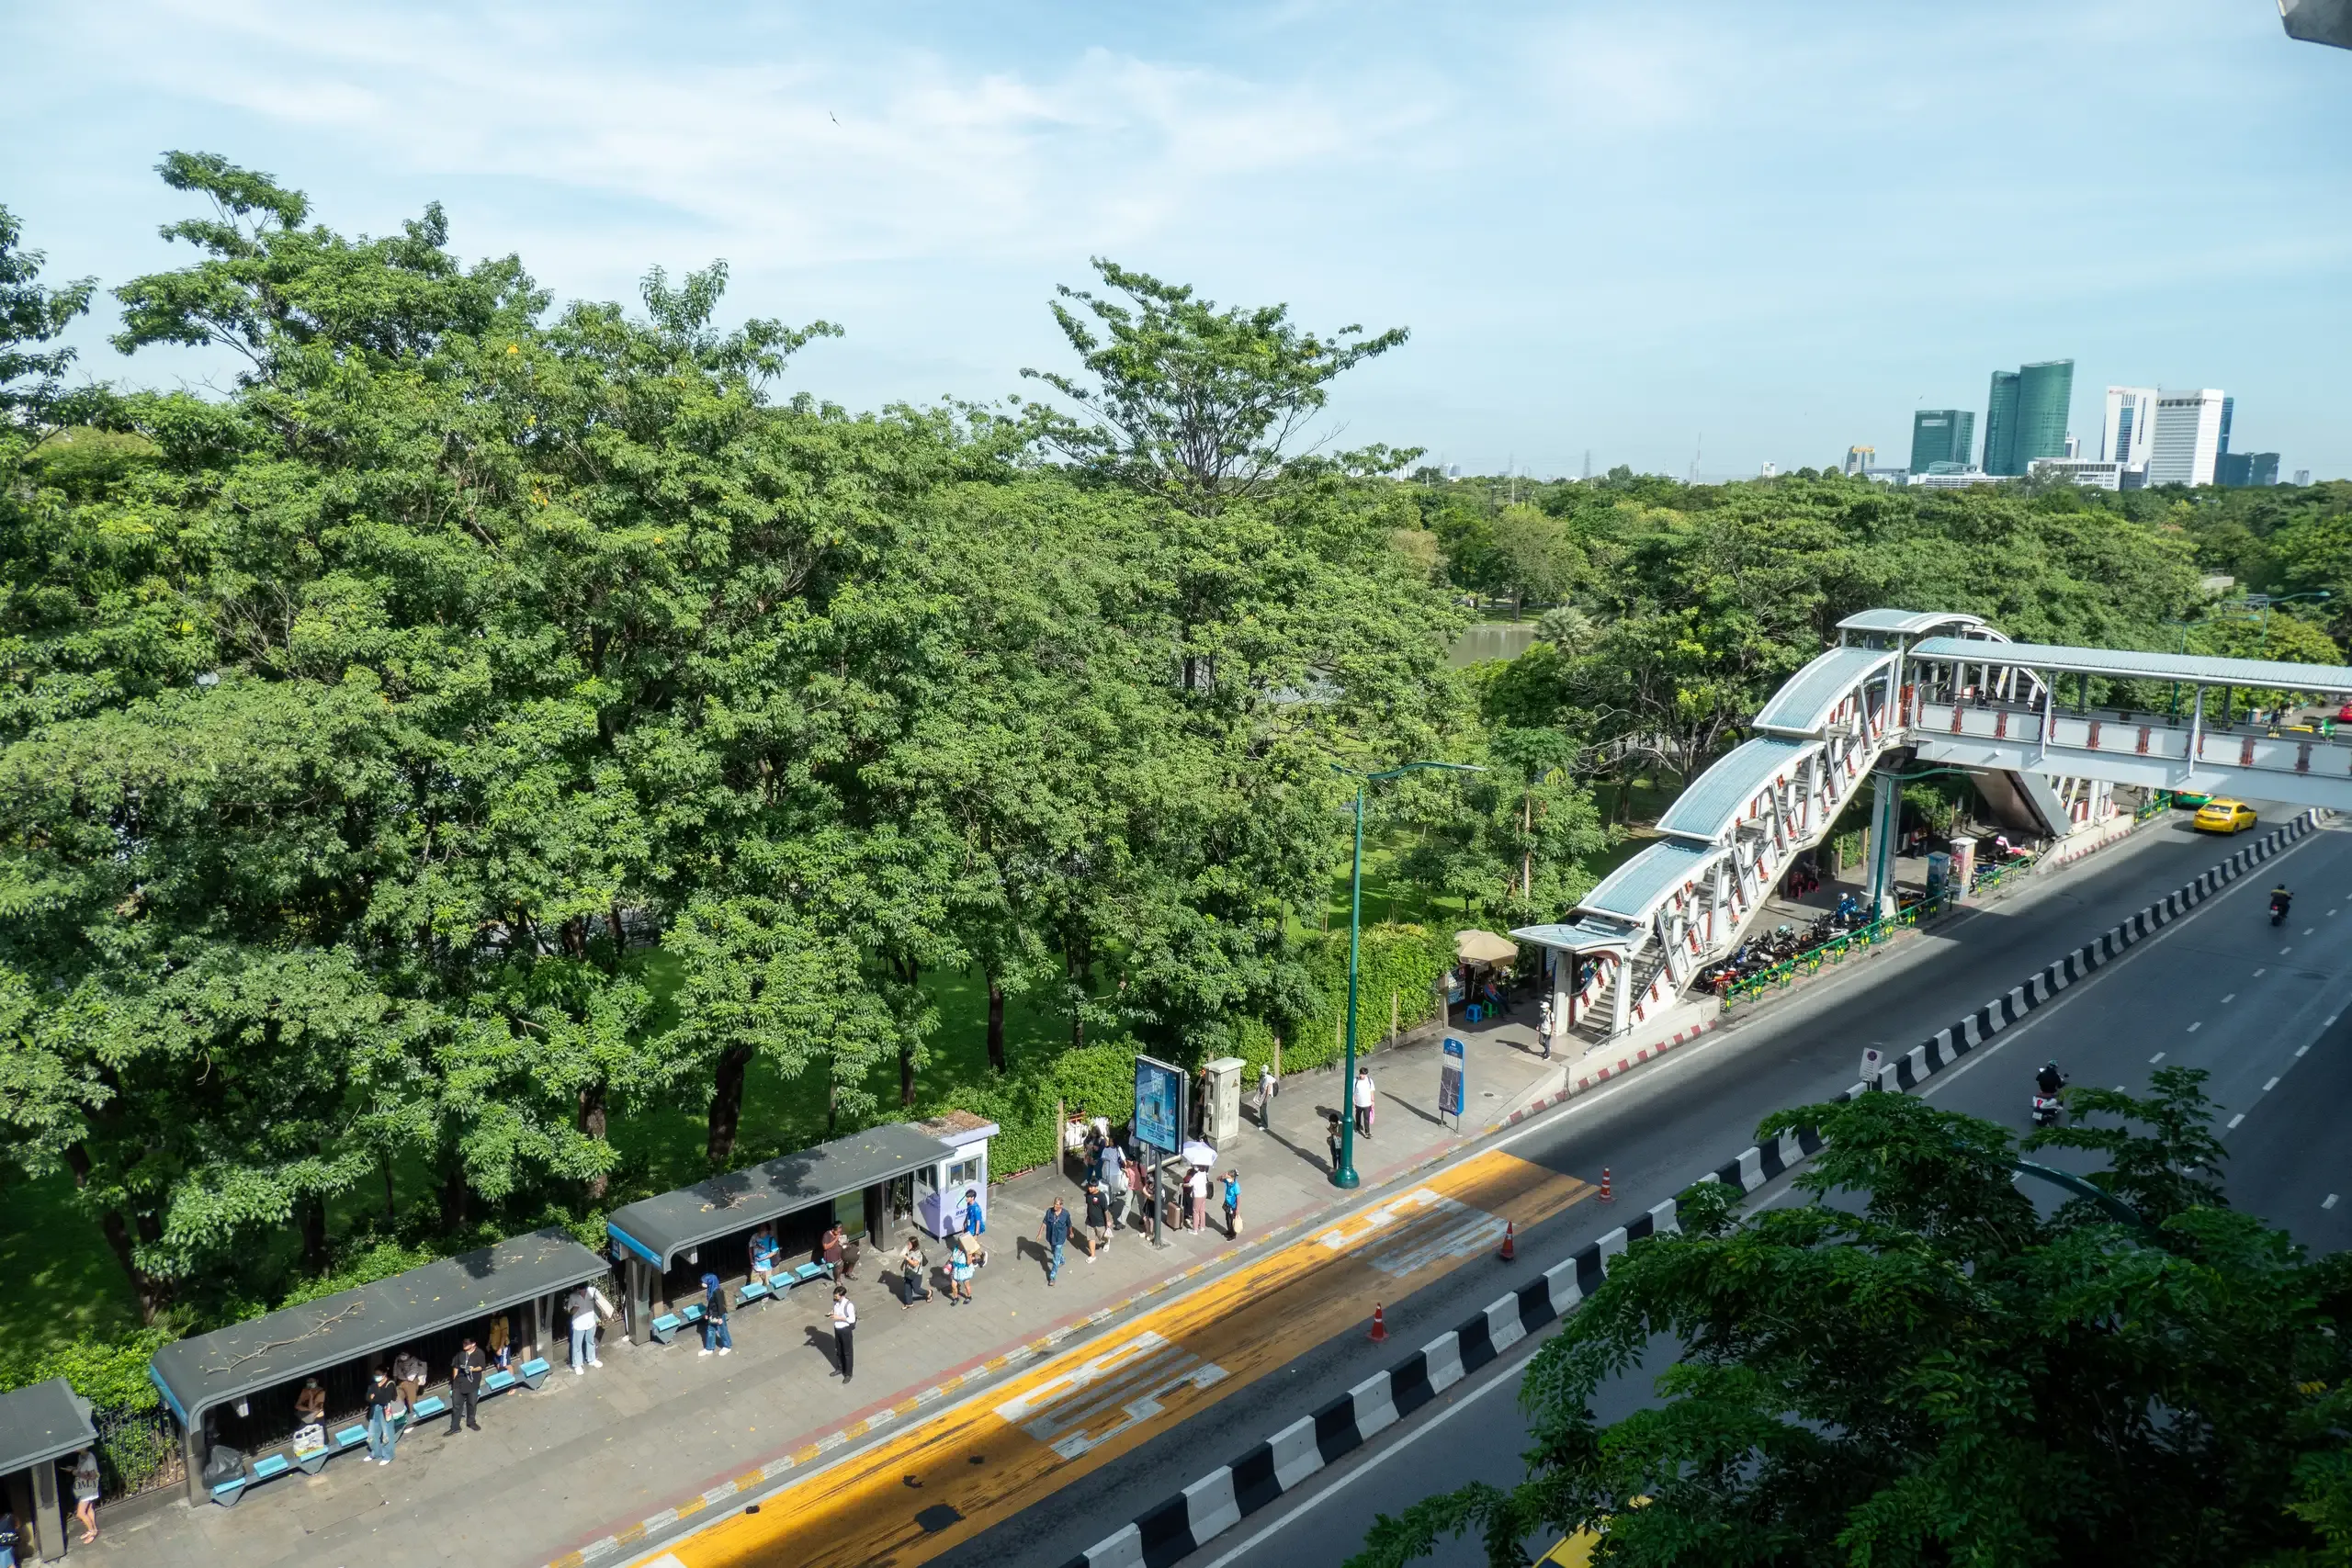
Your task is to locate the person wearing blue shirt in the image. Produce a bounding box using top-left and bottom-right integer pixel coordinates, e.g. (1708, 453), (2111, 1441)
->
(1222, 1170), (1242, 1238)
(961, 1189), (988, 1267)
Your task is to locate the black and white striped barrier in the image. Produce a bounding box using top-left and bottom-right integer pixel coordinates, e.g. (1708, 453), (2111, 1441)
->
(1064, 809), (2326, 1568)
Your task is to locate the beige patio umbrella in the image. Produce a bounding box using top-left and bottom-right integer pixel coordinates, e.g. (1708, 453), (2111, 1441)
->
(1453, 930), (1520, 965)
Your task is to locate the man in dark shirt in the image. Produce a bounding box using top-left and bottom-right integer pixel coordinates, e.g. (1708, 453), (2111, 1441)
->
(447, 1337), (486, 1434)
(1038, 1197), (1072, 1285)
(1082, 1175), (1111, 1259)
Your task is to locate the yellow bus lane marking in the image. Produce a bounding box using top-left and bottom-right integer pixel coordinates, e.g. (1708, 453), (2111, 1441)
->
(639, 1148), (1591, 1568)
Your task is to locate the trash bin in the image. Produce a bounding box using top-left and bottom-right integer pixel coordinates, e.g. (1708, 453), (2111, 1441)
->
(1200, 1057), (1245, 1147)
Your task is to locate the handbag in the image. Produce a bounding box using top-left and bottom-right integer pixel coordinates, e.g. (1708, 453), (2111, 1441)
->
(292, 1421), (327, 1452)
(382, 1401), (407, 1422)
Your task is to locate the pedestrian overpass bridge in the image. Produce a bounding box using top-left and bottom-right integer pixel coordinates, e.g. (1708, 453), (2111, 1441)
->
(1514, 606), (2352, 1043)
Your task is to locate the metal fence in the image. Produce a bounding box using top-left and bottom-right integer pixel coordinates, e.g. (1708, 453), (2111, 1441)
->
(95, 1404), (183, 1502)
(1714, 862), (2039, 1012)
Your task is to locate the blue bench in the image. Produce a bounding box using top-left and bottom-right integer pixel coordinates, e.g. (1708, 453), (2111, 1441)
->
(481, 1367), (518, 1398)
(650, 1299), (707, 1346)
(737, 1279), (774, 1307)
(209, 1472), (249, 1506)
(408, 1394), (448, 1423)
(518, 1355), (551, 1390)
(783, 1260), (833, 1292)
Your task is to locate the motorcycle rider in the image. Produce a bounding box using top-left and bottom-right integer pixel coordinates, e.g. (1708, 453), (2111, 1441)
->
(2035, 1061), (2065, 1099)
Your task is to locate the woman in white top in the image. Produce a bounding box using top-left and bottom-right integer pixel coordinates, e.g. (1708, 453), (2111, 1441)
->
(1353, 1066), (1376, 1138)
(71, 1450), (100, 1544)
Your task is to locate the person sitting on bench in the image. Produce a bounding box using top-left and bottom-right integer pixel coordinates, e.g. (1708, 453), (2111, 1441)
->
(749, 1224), (780, 1288)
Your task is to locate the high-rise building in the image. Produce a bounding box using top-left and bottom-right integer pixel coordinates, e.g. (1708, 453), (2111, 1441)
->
(1844, 446), (1874, 476)
(2282, 0), (2352, 48)
(1909, 410), (1974, 473)
(2219, 395), (2234, 456)
(2102, 387), (2156, 470)
(2147, 389), (2227, 487)
(2217, 452), (2282, 488)
(2030, 457), (2124, 491)
(2296, 468), (2312, 486)
(1983, 374), (2018, 474)
(1983, 360), (2074, 475)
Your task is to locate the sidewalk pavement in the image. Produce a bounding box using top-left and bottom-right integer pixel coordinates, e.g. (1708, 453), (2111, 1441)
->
(84, 1018), (1568, 1568)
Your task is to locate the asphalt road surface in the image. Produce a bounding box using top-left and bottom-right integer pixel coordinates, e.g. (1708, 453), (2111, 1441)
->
(932, 807), (2352, 1568)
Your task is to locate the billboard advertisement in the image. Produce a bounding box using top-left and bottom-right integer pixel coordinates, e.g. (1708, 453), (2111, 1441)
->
(1134, 1054), (1185, 1153)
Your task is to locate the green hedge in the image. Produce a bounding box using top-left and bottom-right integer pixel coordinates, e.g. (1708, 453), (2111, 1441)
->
(0, 1326), (171, 1414)
(943, 925), (1455, 1183)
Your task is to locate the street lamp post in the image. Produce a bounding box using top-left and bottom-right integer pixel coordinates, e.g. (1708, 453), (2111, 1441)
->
(1330, 760), (1483, 1190)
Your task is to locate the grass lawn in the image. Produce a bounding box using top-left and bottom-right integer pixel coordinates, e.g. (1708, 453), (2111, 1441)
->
(0, 1174), (145, 1364)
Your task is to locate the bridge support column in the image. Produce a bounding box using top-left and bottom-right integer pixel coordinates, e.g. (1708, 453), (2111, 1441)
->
(1867, 766), (1903, 918)
(1611, 954), (1633, 1037)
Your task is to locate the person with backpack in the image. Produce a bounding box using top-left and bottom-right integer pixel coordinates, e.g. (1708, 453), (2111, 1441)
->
(697, 1273), (731, 1357)
(1083, 1174), (1111, 1259)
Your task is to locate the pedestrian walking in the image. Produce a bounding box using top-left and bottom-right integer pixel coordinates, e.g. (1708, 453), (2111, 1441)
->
(950, 1239), (977, 1305)
(392, 1346), (427, 1413)
(821, 1221), (847, 1280)
(697, 1273), (732, 1356)
(70, 1450), (100, 1543)
(1223, 1169), (1242, 1238)
(831, 1286), (857, 1382)
(961, 1188), (989, 1265)
(363, 1370), (401, 1466)
(1258, 1061), (1277, 1130)
(1039, 1197), (1072, 1283)
(1353, 1066), (1376, 1138)
(1117, 1154), (1141, 1230)
(1184, 1165), (1208, 1232)
(1537, 998), (1554, 1060)
(565, 1281), (614, 1372)
(1083, 1174), (1111, 1259)
(899, 1235), (932, 1307)
(447, 1336), (486, 1433)
(1327, 1111), (1344, 1173)
(1109, 1151), (1135, 1232)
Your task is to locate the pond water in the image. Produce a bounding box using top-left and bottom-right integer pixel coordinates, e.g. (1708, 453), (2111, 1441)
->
(1446, 621), (1541, 667)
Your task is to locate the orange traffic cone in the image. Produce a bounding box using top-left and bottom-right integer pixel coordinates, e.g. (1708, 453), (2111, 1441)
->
(1498, 1220), (1516, 1261)
(1369, 1303), (1388, 1342)
(1599, 1168), (1614, 1202)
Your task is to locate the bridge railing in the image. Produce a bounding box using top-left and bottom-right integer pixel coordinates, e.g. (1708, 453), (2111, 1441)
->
(1917, 699), (2352, 782)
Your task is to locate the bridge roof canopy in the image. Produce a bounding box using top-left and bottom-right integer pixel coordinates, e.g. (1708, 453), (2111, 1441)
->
(1910, 636), (2352, 697)
(1838, 608), (1994, 637)
(1578, 839), (1719, 922)
(1510, 917), (1638, 954)
(1752, 647), (1896, 736)
(1655, 738), (1810, 843)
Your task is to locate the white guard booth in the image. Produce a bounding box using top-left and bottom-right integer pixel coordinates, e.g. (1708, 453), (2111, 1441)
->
(910, 1111), (1000, 1240)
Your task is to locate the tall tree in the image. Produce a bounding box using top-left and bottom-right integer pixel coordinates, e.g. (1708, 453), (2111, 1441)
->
(1351, 1077), (2352, 1568)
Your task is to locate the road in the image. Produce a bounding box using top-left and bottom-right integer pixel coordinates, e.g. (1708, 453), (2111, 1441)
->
(633, 808), (2350, 1568)
(1121, 809), (2352, 1568)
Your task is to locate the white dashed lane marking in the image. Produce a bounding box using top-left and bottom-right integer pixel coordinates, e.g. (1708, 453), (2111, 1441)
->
(2328, 1195), (2341, 1211)
(2301, 1044), (2313, 1057)
(2256, 967), (2269, 977)
(2265, 1077), (2281, 1092)
(2229, 1113), (2247, 1129)
(2150, 1052), (2166, 1064)
(2222, 992), (2237, 1004)
(2188, 1021), (2202, 1033)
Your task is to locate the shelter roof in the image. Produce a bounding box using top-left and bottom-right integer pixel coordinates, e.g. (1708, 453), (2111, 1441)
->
(1910, 637), (2352, 696)
(606, 1122), (952, 1270)
(1579, 839), (1719, 921)
(1655, 738), (1810, 844)
(1837, 608), (1993, 637)
(0, 1378), (95, 1477)
(1751, 647), (1896, 736)
(1510, 918), (1638, 953)
(149, 1229), (606, 1425)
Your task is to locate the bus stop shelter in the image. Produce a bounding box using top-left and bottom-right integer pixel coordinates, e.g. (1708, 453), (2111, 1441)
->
(605, 1122), (954, 1340)
(0, 1378), (95, 1562)
(148, 1228), (608, 1506)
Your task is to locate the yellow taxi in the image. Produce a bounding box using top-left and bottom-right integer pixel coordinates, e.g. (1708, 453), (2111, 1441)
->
(2193, 797), (2258, 834)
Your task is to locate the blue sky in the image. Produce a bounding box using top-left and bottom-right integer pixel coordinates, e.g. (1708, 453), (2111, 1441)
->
(6, 1), (2349, 479)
